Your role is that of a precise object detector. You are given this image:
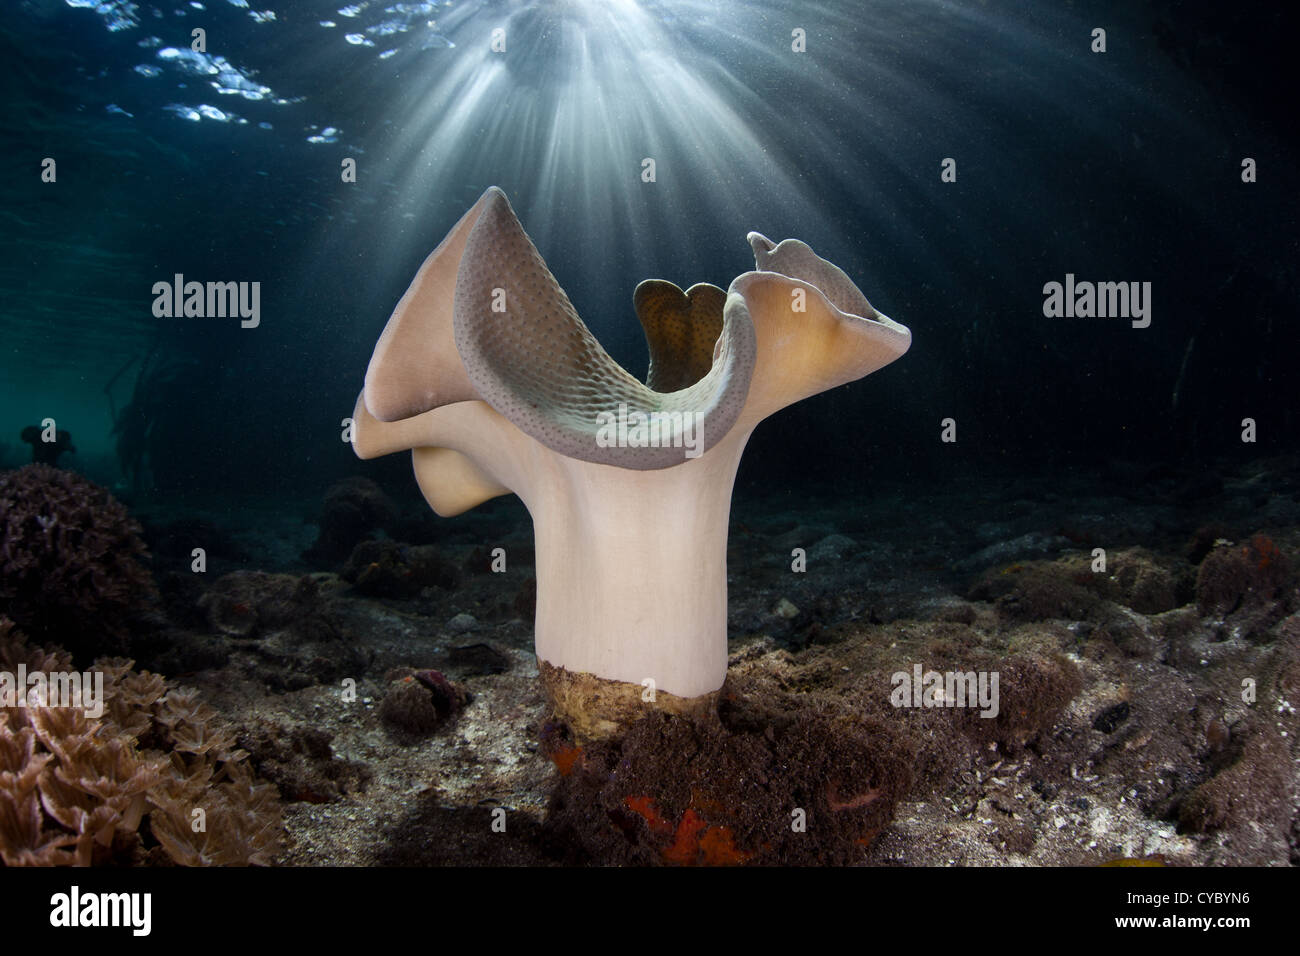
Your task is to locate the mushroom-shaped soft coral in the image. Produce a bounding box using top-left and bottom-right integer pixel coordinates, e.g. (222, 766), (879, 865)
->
(353, 188), (910, 740)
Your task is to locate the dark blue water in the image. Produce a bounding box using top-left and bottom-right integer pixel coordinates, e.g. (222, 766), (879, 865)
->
(0, 0), (1294, 504)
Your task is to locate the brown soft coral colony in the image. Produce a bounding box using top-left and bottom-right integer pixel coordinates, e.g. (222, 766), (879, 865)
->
(0, 618), (282, 866)
(0, 464), (156, 653)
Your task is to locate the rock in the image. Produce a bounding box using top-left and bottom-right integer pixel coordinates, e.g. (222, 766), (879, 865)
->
(545, 692), (914, 865)
(921, 597), (978, 625)
(966, 558), (1103, 623)
(303, 477), (398, 568)
(446, 612), (478, 633)
(1178, 723), (1290, 833)
(957, 533), (1072, 572)
(237, 720), (371, 804)
(975, 521), (1016, 543)
(807, 534), (858, 563)
(197, 571), (369, 690)
(1185, 524), (1234, 564)
(1196, 536), (1288, 615)
(342, 539), (461, 598)
(379, 669), (469, 739)
(772, 525), (833, 553)
(1105, 548), (1185, 614)
(447, 642), (512, 676)
(199, 571), (315, 637)
(126, 626), (231, 675)
(1194, 536), (1292, 640)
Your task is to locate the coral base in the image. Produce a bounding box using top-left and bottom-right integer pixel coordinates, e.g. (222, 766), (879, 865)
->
(538, 660), (719, 742)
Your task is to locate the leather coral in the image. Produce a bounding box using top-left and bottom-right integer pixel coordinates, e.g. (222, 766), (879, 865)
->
(353, 188), (911, 739)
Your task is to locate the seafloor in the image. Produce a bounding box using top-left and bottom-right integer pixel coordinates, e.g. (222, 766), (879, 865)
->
(2, 453), (1297, 866)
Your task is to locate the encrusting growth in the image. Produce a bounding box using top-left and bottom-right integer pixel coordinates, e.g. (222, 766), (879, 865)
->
(353, 187), (910, 739)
